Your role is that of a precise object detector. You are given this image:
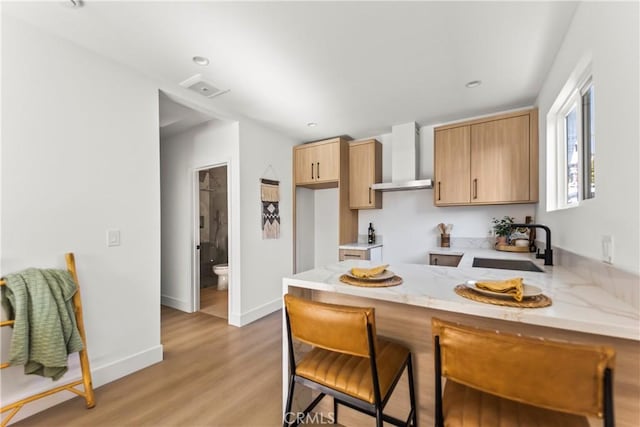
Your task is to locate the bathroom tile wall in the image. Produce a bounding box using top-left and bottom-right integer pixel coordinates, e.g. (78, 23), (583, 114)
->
(208, 166), (228, 265)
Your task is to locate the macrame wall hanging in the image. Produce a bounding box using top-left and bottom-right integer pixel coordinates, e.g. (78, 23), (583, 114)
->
(260, 177), (280, 239)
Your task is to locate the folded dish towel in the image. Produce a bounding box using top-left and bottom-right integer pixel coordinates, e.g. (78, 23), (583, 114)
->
(350, 264), (389, 279)
(475, 277), (524, 302)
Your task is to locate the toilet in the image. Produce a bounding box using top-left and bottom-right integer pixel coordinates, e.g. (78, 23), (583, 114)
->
(212, 264), (229, 290)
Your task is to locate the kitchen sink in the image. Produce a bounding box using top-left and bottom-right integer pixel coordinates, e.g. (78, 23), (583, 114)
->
(472, 257), (544, 273)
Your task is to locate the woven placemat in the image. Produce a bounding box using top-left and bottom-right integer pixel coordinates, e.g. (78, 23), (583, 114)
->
(339, 274), (403, 288)
(454, 285), (552, 308)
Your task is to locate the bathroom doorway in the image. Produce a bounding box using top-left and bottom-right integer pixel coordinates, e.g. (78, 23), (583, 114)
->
(196, 164), (229, 319)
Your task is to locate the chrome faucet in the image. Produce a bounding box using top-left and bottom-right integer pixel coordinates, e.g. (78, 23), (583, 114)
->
(510, 224), (553, 266)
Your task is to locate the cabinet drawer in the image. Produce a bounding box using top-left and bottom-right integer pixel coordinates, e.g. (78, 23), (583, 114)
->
(429, 253), (462, 267)
(339, 249), (370, 261)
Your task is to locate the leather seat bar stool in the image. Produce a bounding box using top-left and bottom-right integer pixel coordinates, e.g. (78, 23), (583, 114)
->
(431, 318), (615, 427)
(283, 294), (418, 427)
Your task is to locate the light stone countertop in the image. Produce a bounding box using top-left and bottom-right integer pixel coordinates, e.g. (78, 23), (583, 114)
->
(338, 242), (383, 250)
(283, 247), (640, 341)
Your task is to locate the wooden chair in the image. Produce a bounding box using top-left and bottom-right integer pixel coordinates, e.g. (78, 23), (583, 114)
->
(283, 294), (417, 427)
(1, 253), (95, 426)
(432, 318), (615, 427)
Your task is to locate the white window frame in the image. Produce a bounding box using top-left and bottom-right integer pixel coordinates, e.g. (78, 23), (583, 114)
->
(546, 60), (593, 212)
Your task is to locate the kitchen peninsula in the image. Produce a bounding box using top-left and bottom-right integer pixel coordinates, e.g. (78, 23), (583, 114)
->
(282, 250), (640, 426)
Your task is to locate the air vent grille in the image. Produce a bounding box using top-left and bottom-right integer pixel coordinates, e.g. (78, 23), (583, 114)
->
(179, 74), (229, 99)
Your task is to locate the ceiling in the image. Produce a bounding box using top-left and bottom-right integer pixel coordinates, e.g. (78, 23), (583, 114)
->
(3, 1), (578, 141)
(158, 92), (217, 139)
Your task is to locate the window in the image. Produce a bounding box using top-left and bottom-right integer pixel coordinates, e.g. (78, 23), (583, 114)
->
(582, 85), (595, 199)
(548, 66), (595, 210)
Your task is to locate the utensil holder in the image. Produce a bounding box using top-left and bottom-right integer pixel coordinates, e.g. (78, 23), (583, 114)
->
(440, 234), (450, 248)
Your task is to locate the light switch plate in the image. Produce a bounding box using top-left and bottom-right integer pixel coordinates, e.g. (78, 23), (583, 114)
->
(602, 235), (613, 264)
(107, 229), (121, 247)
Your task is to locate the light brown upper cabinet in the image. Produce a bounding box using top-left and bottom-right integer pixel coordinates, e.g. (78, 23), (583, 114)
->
(434, 109), (538, 206)
(349, 139), (382, 209)
(294, 139), (340, 187)
(434, 126), (471, 204)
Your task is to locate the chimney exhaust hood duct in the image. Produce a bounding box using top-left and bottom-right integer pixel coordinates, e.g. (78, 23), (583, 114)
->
(371, 122), (433, 192)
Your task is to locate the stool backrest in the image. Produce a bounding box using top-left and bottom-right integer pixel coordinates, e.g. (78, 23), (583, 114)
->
(432, 318), (615, 418)
(284, 294), (376, 358)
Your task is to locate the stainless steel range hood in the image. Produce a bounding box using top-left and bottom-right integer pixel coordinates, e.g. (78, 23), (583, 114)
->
(370, 122), (433, 192)
(371, 178), (433, 192)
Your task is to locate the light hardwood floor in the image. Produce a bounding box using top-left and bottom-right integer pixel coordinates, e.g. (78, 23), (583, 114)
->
(200, 287), (228, 319)
(12, 306), (283, 427)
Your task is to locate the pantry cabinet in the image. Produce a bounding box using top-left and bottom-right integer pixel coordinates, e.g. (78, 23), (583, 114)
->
(434, 109), (538, 206)
(292, 137), (358, 272)
(349, 139), (382, 209)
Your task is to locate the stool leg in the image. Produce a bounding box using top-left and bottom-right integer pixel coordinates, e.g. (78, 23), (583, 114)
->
(376, 407), (383, 427)
(333, 397), (338, 424)
(284, 375), (296, 427)
(407, 355), (417, 426)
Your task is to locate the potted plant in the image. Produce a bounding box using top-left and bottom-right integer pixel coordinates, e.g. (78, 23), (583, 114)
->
(491, 216), (514, 246)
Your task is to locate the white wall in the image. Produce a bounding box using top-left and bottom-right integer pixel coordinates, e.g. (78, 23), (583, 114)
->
(535, 2), (639, 274)
(1, 16), (162, 420)
(359, 128), (536, 264)
(159, 92), (297, 329)
(159, 120), (240, 315)
(238, 120), (296, 323)
(295, 187), (315, 272)
(314, 188), (340, 267)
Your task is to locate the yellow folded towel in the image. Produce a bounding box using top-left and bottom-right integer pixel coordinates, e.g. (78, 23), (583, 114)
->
(475, 277), (524, 302)
(350, 264), (389, 279)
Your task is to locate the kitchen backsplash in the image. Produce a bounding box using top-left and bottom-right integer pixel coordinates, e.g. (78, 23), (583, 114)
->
(433, 237), (493, 249)
(357, 234), (383, 244)
(555, 246), (640, 311)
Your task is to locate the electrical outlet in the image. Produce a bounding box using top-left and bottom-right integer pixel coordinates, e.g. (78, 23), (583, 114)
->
(602, 235), (613, 264)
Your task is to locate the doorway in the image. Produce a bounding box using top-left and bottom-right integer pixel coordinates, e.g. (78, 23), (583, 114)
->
(196, 164), (229, 319)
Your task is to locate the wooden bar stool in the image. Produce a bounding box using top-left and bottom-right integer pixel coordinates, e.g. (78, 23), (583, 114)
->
(432, 318), (615, 427)
(283, 294), (417, 427)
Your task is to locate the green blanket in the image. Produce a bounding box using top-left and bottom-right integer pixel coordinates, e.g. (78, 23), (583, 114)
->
(1, 268), (84, 380)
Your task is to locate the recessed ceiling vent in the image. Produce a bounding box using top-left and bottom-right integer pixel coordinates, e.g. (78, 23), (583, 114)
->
(179, 74), (229, 99)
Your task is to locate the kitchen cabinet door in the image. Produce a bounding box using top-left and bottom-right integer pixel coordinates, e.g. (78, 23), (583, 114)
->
(313, 141), (340, 183)
(434, 127), (471, 205)
(349, 139), (382, 209)
(429, 253), (462, 267)
(295, 141), (340, 185)
(294, 145), (316, 185)
(471, 115), (530, 203)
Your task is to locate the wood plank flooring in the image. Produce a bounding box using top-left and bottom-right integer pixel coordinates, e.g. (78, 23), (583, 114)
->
(200, 288), (228, 319)
(11, 306), (283, 427)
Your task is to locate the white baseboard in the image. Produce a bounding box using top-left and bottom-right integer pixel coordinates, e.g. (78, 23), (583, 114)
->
(228, 297), (282, 327)
(5, 345), (163, 425)
(161, 294), (192, 312)
(92, 344), (164, 388)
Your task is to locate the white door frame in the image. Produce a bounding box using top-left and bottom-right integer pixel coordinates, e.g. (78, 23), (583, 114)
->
(192, 162), (231, 317)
